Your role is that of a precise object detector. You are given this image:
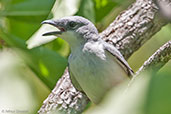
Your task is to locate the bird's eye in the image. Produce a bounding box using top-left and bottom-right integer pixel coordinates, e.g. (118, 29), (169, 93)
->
(68, 21), (77, 28)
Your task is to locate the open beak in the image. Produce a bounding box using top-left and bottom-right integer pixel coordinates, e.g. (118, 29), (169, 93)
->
(41, 20), (65, 36)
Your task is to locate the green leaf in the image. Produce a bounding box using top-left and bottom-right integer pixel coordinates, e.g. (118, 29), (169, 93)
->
(52, 0), (81, 19)
(44, 38), (70, 57)
(0, 0), (55, 40)
(94, 0), (118, 22)
(0, 0), (55, 21)
(6, 18), (40, 40)
(0, 29), (67, 89)
(76, 0), (95, 23)
(0, 0), (71, 89)
(144, 72), (171, 114)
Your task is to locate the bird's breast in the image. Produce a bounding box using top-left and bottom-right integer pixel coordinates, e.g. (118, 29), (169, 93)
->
(68, 46), (128, 104)
(69, 49), (105, 74)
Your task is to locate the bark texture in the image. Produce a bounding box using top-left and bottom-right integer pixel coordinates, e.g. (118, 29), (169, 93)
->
(38, 0), (170, 113)
(137, 40), (171, 74)
(38, 68), (89, 114)
(100, 0), (166, 59)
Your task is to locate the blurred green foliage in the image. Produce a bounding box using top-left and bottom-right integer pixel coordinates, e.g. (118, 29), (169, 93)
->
(85, 70), (171, 114)
(0, 50), (50, 114)
(0, 0), (170, 113)
(0, 0), (67, 90)
(76, 0), (95, 22)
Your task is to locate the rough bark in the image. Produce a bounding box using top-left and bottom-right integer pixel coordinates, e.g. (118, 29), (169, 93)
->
(100, 0), (167, 59)
(136, 40), (171, 74)
(38, 68), (89, 114)
(38, 0), (170, 113)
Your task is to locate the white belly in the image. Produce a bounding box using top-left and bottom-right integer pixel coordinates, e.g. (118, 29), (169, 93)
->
(69, 50), (128, 104)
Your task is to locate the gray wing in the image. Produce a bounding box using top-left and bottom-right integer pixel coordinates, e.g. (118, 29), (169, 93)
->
(68, 65), (83, 91)
(103, 42), (134, 77)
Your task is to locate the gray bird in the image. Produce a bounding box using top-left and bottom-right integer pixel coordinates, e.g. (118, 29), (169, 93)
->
(42, 16), (134, 104)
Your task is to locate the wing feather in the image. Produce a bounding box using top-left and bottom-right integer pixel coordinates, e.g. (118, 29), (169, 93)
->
(103, 42), (134, 77)
(68, 65), (83, 91)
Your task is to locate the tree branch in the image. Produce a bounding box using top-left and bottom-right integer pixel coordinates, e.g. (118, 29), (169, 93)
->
(100, 0), (167, 59)
(38, 0), (170, 113)
(136, 40), (171, 74)
(38, 68), (89, 114)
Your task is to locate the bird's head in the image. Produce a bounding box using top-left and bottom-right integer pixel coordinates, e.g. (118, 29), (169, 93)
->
(42, 16), (99, 50)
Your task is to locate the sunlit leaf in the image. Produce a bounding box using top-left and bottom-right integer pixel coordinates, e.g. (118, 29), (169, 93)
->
(26, 24), (57, 49)
(26, 0), (80, 49)
(94, 0), (118, 22)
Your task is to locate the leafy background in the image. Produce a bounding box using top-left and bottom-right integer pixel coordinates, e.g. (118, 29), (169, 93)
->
(0, 0), (170, 113)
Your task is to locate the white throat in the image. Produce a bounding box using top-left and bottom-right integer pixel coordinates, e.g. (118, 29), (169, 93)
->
(60, 31), (85, 52)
